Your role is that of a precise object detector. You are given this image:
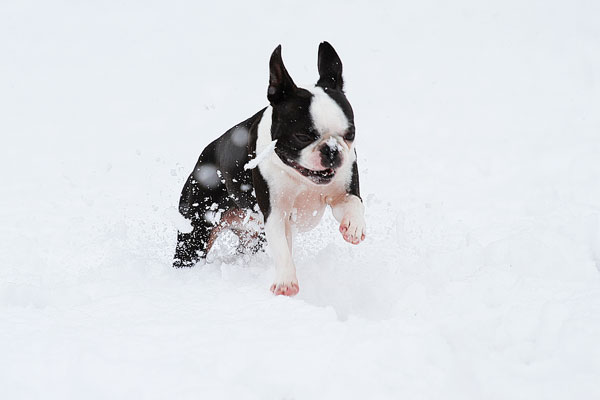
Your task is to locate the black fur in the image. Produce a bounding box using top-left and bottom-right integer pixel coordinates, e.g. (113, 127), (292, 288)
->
(349, 156), (361, 200)
(173, 109), (266, 267)
(317, 42), (344, 90)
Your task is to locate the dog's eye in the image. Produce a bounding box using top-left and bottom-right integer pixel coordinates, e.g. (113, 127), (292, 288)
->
(344, 129), (355, 141)
(295, 133), (314, 144)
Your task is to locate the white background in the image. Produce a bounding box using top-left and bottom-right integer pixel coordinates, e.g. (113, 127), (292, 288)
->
(1, 0), (599, 398)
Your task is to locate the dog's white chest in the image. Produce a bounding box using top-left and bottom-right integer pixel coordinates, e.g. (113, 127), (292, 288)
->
(288, 189), (327, 232)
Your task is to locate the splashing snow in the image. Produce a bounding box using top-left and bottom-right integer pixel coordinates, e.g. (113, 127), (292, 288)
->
(244, 140), (277, 170)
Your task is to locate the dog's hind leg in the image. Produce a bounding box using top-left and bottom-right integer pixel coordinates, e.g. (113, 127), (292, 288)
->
(173, 218), (216, 267)
(232, 228), (266, 255)
(174, 159), (226, 267)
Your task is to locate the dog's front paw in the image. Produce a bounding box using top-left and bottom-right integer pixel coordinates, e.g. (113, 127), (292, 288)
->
(270, 280), (299, 296)
(339, 213), (366, 245)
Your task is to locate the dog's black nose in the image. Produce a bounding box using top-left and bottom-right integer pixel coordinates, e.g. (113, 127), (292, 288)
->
(320, 145), (342, 169)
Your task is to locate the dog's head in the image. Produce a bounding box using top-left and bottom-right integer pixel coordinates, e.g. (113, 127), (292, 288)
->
(267, 42), (355, 185)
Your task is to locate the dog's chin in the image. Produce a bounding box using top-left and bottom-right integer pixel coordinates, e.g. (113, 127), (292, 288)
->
(283, 158), (336, 185)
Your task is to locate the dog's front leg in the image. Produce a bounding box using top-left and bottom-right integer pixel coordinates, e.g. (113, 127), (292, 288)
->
(329, 194), (366, 245)
(265, 209), (298, 296)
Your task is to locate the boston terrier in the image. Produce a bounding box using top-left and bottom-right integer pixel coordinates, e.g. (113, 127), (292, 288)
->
(173, 42), (365, 296)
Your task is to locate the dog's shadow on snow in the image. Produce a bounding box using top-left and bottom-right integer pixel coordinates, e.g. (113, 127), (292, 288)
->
(295, 241), (397, 321)
(206, 220), (399, 321)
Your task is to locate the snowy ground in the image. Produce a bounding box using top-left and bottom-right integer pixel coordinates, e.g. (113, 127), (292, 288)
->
(2, 1), (600, 399)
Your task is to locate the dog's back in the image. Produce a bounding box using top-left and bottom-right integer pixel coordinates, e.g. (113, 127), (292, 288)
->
(174, 109), (266, 266)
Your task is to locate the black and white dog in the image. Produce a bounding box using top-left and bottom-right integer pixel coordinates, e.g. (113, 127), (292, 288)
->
(174, 42), (365, 296)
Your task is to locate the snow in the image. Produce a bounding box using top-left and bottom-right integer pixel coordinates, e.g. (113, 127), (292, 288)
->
(326, 136), (342, 151)
(1, 0), (600, 399)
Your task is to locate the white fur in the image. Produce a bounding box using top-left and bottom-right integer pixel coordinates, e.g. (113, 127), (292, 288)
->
(330, 194), (366, 244)
(244, 139), (277, 170)
(255, 107), (275, 159)
(256, 92), (364, 294)
(308, 86), (349, 135)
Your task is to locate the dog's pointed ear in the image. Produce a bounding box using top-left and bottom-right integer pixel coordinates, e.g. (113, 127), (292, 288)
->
(317, 41), (344, 91)
(268, 45), (297, 105)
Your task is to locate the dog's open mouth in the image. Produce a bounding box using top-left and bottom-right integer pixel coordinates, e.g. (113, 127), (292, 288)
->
(285, 159), (335, 184)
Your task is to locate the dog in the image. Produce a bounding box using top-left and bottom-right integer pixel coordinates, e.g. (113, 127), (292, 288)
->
(173, 42), (365, 296)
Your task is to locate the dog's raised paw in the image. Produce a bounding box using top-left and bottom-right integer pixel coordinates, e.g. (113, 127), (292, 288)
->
(339, 214), (366, 245)
(270, 281), (299, 296)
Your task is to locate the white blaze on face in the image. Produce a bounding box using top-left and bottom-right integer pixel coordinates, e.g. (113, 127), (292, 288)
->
(299, 86), (350, 170)
(308, 86), (349, 134)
